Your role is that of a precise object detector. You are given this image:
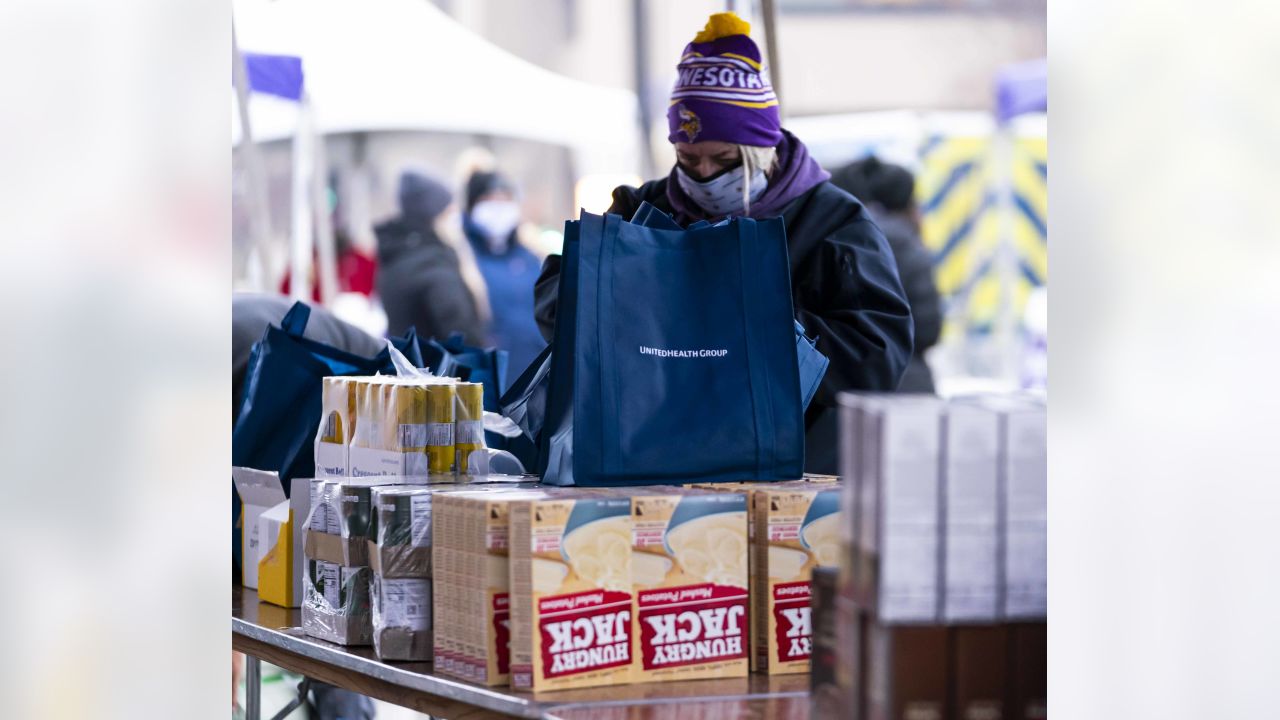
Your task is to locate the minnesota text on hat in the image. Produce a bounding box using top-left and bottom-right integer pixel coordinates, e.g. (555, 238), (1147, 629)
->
(666, 12), (782, 147)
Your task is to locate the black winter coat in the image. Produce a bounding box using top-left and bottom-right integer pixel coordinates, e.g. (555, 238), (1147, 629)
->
(533, 178), (914, 474)
(375, 218), (484, 345)
(874, 213), (942, 393)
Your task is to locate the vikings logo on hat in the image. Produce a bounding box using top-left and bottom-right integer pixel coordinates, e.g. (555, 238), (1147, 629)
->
(678, 105), (701, 142)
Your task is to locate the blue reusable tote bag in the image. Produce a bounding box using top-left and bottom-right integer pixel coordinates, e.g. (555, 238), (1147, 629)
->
(554, 211), (804, 486)
(630, 203), (829, 409)
(421, 333), (510, 404)
(539, 215), (584, 484)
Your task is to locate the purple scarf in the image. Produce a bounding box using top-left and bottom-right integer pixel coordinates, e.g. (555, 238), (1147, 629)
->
(665, 129), (831, 224)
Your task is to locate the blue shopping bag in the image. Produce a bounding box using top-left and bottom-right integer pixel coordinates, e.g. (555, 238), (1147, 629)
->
(631, 203), (828, 405)
(231, 301), (422, 572)
(497, 344), (552, 471)
(543, 210), (805, 486)
(420, 333), (509, 405)
(539, 216), (583, 483)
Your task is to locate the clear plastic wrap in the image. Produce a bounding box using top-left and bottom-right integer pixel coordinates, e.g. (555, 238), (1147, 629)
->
(301, 559), (373, 645)
(369, 486), (434, 578)
(371, 574), (433, 661)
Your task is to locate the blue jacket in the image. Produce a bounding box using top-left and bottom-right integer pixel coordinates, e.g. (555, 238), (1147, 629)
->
(465, 223), (548, 386)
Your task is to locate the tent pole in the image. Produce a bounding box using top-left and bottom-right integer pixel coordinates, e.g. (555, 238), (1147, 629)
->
(631, 0), (656, 179)
(760, 0), (783, 119)
(309, 99), (339, 306)
(289, 97), (315, 302)
(232, 23), (276, 291)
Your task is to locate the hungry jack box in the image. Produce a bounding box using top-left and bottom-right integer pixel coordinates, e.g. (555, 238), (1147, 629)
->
(509, 493), (634, 691)
(630, 488), (749, 683)
(691, 475), (839, 670)
(428, 488), (540, 681)
(753, 484), (842, 674)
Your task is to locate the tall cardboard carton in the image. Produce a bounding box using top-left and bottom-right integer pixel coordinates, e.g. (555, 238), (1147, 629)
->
(233, 467), (286, 591)
(631, 488), (749, 683)
(943, 405), (1001, 622)
(863, 398), (945, 623)
(753, 484), (842, 674)
(509, 492), (634, 691)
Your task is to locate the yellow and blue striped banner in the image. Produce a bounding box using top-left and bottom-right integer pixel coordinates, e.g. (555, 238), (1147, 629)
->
(915, 132), (1046, 337)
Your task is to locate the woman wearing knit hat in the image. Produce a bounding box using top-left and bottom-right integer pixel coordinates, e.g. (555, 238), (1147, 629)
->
(533, 12), (914, 473)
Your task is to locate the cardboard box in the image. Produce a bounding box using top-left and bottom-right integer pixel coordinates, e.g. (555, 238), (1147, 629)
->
(952, 625), (1009, 720)
(369, 486), (435, 578)
(1008, 622), (1047, 720)
(302, 560), (373, 645)
(509, 492), (634, 691)
(694, 478), (837, 671)
(315, 377), (356, 478)
(1000, 404), (1047, 620)
(372, 575), (432, 661)
(305, 477), (435, 567)
(631, 488), (749, 684)
(943, 404), (1001, 623)
(256, 477), (310, 607)
(753, 484), (842, 674)
(348, 376), (459, 477)
(861, 398), (944, 624)
(424, 486), (537, 680)
(955, 396), (1046, 620)
(809, 566), (842, 718)
(233, 467), (286, 590)
(864, 622), (949, 720)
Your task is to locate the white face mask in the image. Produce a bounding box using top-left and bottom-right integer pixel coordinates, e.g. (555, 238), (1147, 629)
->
(675, 162), (768, 218)
(469, 200), (521, 251)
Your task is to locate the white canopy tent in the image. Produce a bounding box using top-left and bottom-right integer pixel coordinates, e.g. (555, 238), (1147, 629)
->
(231, 0), (641, 177)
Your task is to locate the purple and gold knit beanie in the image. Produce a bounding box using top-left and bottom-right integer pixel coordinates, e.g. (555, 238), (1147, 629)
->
(666, 12), (782, 147)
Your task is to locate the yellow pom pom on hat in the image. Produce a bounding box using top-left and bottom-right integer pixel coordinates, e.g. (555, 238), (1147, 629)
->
(693, 12), (752, 43)
(668, 11), (781, 146)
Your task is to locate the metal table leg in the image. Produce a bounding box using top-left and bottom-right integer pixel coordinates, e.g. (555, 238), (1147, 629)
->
(246, 654), (261, 720)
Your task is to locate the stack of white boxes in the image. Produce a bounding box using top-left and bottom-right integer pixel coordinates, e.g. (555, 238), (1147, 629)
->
(828, 392), (1047, 720)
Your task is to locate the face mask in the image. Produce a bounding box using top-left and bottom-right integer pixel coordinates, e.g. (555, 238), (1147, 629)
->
(469, 200), (521, 251)
(676, 162), (768, 218)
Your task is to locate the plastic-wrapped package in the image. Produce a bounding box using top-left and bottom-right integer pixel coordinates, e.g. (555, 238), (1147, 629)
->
(371, 574), (432, 661)
(454, 381), (486, 475)
(302, 559), (373, 645)
(369, 486), (433, 661)
(369, 486), (435, 578)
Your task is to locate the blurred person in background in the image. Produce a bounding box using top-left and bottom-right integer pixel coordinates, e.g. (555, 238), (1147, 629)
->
(534, 12), (912, 474)
(279, 191), (377, 302)
(830, 156), (942, 392)
(463, 170), (548, 380)
(375, 170), (485, 344)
